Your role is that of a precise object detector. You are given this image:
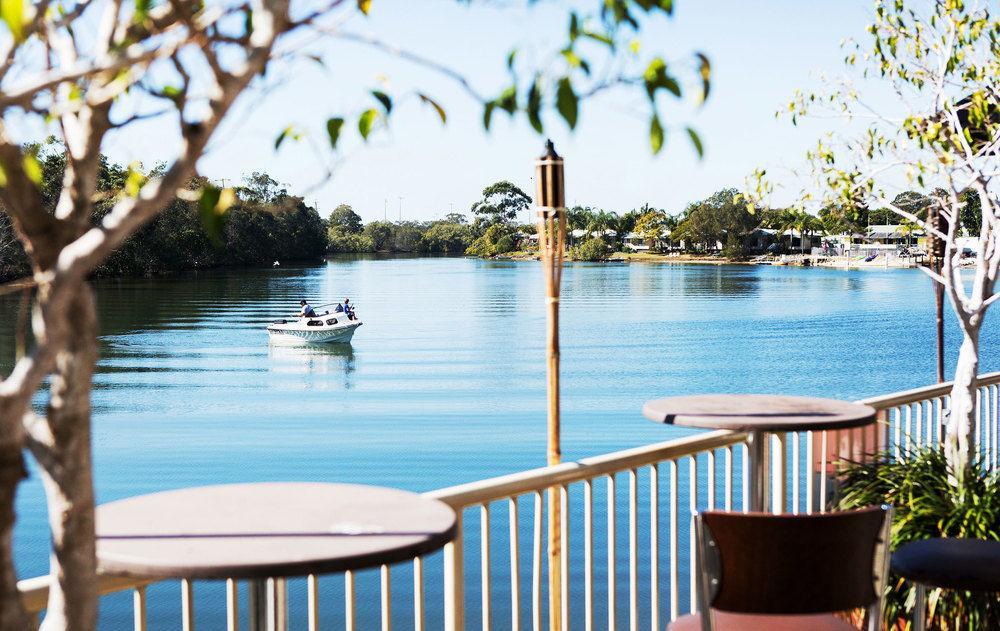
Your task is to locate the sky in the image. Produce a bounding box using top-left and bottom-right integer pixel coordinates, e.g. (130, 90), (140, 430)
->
(101, 0), (882, 222)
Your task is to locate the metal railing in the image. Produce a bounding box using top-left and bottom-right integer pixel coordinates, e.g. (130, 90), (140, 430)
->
(19, 372), (1000, 630)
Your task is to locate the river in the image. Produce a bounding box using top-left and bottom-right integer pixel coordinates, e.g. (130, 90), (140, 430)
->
(1, 256), (996, 628)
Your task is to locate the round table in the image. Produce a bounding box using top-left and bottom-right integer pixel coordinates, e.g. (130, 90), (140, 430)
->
(891, 538), (1000, 631)
(642, 394), (877, 512)
(96, 482), (457, 630)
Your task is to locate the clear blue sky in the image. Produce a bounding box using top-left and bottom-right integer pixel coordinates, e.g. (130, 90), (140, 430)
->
(105, 0), (878, 222)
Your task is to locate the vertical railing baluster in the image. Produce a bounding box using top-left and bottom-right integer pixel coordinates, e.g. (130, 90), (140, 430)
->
(668, 459), (679, 621)
(706, 450), (716, 510)
(905, 405), (913, 448)
(181, 579), (194, 631)
(561, 485), (570, 631)
(649, 463), (660, 631)
(413, 558), (424, 631)
(916, 402), (925, 450)
(893, 406), (902, 460)
(345, 570), (356, 631)
(628, 469), (638, 631)
(305, 576), (318, 631)
(688, 455), (698, 614)
(481, 504), (491, 631)
(443, 513), (464, 631)
(226, 579), (239, 631)
(805, 431), (814, 514)
(509, 497), (520, 631)
(584, 481), (594, 631)
(381, 565), (392, 631)
(772, 434), (787, 514)
(723, 447), (733, 512)
(532, 492), (542, 631)
(990, 385), (1000, 469)
(819, 431), (828, 513)
(740, 443), (749, 513)
(607, 474), (617, 631)
(133, 586), (147, 631)
(792, 433), (800, 514)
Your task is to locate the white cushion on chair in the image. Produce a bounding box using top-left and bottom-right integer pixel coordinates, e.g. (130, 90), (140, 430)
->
(668, 610), (859, 631)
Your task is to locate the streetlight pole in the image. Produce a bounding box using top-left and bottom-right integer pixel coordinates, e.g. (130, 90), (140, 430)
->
(535, 140), (566, 631)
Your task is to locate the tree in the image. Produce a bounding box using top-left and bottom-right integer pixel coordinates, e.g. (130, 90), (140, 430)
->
(363, 221), (394, 252)
(444, 212), (468, 225)
(329, 204), (364, 234)
(0, 2), (712, 628)
(420, 222), (473, 253)
(758, 0), (1000, 483)
(676, 188), (757, 252)
(470, 181), (532, 225)
(634, 209), (669, 249)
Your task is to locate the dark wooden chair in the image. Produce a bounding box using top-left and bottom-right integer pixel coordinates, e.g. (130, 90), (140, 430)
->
(669, 505), (893, 631)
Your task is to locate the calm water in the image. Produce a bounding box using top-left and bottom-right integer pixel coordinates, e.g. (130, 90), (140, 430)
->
(2, 256), (997, 628)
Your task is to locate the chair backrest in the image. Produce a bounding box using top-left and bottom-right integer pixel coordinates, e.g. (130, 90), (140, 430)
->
(695, 505), (892, 619)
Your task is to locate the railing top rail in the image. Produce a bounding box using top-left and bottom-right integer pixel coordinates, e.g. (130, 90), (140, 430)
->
(857, 371), (1000, 410)
(424, 429), (746, 509)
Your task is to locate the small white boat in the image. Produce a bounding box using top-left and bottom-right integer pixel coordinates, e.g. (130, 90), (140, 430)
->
(267, 311), (362, 345)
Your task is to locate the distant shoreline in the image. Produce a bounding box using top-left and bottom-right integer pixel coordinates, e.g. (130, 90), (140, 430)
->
(489, 250), (926, 270)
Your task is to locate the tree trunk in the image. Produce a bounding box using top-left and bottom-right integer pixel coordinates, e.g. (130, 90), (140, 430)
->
(0, 437), (29, 630)
(945, 328), (980, 485)
(32, 286), (99, 631)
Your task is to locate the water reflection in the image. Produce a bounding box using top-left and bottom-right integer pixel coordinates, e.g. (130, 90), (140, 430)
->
(268, 342), (356, 389)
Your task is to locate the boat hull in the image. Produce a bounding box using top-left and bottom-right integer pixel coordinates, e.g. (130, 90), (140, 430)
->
(267, 322), (361, 345)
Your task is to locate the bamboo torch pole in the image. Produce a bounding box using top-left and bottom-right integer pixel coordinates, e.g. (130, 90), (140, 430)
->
(535, 140), (566, 631)
(927, 205), (948, 383)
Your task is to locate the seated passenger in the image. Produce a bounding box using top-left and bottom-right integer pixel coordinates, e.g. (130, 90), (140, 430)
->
(299, 300), (317, 318)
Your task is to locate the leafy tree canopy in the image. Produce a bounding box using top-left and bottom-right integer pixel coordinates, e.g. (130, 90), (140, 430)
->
(470, 181), (532, 225)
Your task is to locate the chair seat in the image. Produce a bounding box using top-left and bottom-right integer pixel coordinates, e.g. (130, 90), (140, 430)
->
(891, 538), (1000, 591)
(669, 610), (858, 631)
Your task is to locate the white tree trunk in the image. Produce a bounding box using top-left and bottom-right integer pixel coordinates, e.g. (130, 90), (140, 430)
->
(945, 329), (980, 483)
(28, 286), (99, 631)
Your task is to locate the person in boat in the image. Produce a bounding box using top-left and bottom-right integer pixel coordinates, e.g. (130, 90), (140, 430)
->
(299, 300), (317, 318)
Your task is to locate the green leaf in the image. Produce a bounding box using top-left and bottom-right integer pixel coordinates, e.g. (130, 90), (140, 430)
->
(198, 185), (234, 245)
(274, 125), (298, 150)
(556, 77), (578, 130)
(134, 0), (152, 24)
(160, 85), (181, 99)
(1, 0), (26, 42)
(358, 109), (377, 140)
(124, 163), (145, 197)
(583, 30), (614, 48)
(506, 49), (516, 70)
(686, 126), (703, 159)
(0, 164), (8, 188)
(526, 80), (543, 134)
(483, 102), (496, 130)
(569, 12), (580, 41)
(21, 154), (41, 185)
(650, 115), (664, 154)
(326, 117), (345, 149)
(418, 93), (447, 124)
(371, 90), (392, 114)
(497, 85), (517, 114)
(696, 52), (711, 103)
(356, 0), (371, 15)
(243, 8), (253, 36)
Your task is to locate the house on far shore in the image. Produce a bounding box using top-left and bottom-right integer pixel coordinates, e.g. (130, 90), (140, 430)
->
(624, 229), (674, 252)
(568, 228), (617, 246)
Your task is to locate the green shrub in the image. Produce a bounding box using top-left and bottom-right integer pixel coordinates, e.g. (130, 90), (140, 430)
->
(466, 223), (514, 257)
(327, 229), (374, 253)
(570, 237), (611, 261)
(837, 447), (1000, 630)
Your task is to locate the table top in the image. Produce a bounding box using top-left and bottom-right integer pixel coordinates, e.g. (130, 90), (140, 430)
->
(642, 394), (877, 432)
(96, 483), (457, 580)
(891, 538), (1000, 591)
